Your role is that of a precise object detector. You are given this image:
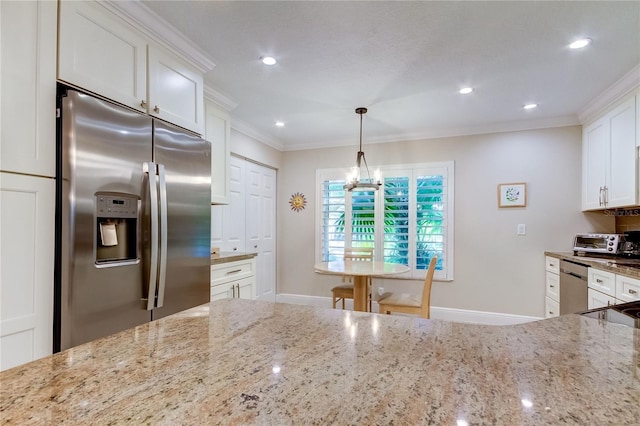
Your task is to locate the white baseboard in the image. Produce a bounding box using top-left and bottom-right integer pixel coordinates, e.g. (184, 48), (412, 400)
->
(275, 293), (542, 325)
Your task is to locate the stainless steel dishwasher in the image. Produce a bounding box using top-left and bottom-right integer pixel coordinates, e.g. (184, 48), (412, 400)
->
(559, 259), (589, 314)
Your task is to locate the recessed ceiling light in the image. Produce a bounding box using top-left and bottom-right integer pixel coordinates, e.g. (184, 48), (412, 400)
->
(261, 56), (277, 65)
(569, 38), (592, 49)
(459, 87), (473, 94)
(275, 121), (285, 127)
(523, 103), (538, 110)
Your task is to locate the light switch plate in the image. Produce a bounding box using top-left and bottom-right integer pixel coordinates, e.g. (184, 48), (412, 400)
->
(517, 224), (526, 235)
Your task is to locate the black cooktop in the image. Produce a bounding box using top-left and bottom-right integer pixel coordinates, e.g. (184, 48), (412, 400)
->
(580, 300), (640, 328)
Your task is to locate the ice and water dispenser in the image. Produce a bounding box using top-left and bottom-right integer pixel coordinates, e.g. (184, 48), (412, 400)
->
(95, 193), (139, 264)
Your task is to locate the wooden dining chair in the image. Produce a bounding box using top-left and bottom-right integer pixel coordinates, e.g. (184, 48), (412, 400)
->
(331, 247), (373, 311)
(377, 256), (437, 319)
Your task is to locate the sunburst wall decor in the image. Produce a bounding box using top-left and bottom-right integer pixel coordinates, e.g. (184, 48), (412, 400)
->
(289, 192), (307, 212)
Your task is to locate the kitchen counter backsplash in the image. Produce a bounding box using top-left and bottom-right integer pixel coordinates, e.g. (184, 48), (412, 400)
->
(545, 251), (640, 279)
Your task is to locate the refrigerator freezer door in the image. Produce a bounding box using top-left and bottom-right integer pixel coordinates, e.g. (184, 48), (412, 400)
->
(152, 120), (211, 319)
(59, 90), (153, 351)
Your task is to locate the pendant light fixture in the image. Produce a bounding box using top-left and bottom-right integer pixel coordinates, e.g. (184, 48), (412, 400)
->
(343, 107), (381, 191)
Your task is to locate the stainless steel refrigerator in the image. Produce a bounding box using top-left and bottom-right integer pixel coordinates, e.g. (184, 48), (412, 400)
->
(55, 87), (211, 352)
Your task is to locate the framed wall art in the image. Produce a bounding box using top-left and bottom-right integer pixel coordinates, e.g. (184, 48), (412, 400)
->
(498, 183), (526, 208)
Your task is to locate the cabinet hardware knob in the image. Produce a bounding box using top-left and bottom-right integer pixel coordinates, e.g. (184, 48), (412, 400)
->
(549, 285), (555, 288)
(140, 100), (147, 108)
(154, 105), (160, 113)
(596, 279), (603, 283)
(629, 289), (637, 295)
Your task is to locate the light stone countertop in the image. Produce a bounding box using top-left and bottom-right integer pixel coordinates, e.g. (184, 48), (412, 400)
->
(545, 251), (640, 279)
(1, 299), (639, 425)
(211, 251), (257, 265)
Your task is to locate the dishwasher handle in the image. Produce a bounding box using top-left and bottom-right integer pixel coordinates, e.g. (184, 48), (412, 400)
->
(561, 270), (588, 281)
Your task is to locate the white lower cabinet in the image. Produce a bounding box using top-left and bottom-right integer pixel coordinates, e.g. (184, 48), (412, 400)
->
(544, 256), (560, 318)
(616, 274), (640, 303)
(545, 297), (559, 319)
(210, 258), (256, 301)
(0, 173), (55, 371)
(587, 288), (618, 310)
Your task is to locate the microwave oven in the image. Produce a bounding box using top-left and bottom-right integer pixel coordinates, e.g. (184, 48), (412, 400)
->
(573, 233), (625, 255)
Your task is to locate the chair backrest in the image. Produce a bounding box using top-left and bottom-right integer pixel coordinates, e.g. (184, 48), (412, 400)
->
(420, 256), (438, 317)
(344, 247), (373, 261)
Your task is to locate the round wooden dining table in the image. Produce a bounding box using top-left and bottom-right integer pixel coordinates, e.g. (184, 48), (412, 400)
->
(314, 260), (410, 312)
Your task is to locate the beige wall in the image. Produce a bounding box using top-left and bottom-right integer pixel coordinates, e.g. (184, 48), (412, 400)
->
(277, 125), (614, 317)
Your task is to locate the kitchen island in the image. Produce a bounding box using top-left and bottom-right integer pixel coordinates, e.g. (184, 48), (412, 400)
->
(1, 299), (639, 424)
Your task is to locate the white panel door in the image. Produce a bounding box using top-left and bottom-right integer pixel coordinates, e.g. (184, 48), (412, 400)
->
(148, 46), (204, 134)
(0, 0), (56, 177)
(1, 173), (55, 371)
(58, 0), (147, 113)
(246, 162), (276, 302)
(223, 156), (246, 252)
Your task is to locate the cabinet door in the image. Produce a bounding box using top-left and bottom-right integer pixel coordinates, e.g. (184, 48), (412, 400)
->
(545, 271), (559, 302)
(210, 282), (234, 301)
(236, 277), (256, 300)
(0, 0), (56, 177)
(587, 288), (617, 310)
(588, 268), (616, 297)
(545, 297), (559, 318)
(1, 173), (55, 371)
(607, 95), (637, 208)
(205, 101), (230, 204)
(616, 274), (640, 303)
(58, 0), (147, 113)
(148, 46), (204, 134)
(582, 118), (608, 210)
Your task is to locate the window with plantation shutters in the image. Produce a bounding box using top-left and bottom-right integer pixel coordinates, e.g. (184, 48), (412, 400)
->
(317, 161), (454, 280)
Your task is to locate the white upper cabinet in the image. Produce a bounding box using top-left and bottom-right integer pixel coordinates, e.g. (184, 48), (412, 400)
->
(582, 93), (638, 210)
(1, 0), (57, 177)
(205, 100), (231, 204)
(58, 1), (205, 134)
(148, 46), (204, 136)
(58, 0), (147, 114)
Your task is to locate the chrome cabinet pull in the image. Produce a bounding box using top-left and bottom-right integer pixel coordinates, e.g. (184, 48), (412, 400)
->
(154, 105), (160, 113)
(596, 279), (603, 284)
(598, 187), (603, 206)
(140, 100), (147, 108)
(629, 289), (638, 295)
(226, 269), (242, 275)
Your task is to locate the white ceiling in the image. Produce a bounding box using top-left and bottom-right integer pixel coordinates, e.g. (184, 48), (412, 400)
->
(141, 1), (640, 151)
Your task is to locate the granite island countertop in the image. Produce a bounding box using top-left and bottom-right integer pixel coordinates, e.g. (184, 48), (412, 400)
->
(1, 299), (639, 425)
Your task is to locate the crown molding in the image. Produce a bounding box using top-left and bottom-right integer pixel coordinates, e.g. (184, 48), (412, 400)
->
(282, 115), (581, 151)
(101, 0), (215, 73)
(204, 85), (238, 111)
(578, 64), (640, 125)
(230, 117), (285, 152)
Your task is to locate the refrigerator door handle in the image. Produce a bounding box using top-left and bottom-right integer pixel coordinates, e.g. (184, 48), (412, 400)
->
(143, 162), (159, 311)
(156, 163), (168, 308)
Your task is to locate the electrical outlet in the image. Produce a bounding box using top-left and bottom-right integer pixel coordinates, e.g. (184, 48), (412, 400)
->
(377, 287), (384, 296)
